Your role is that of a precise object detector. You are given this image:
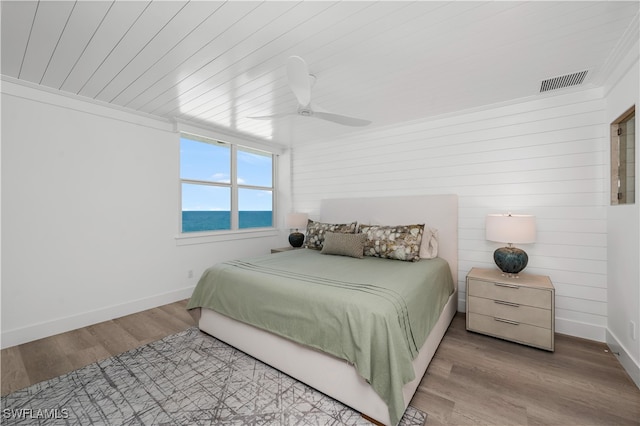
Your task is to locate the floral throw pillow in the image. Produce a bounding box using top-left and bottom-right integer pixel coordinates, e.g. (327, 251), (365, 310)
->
(359, 224), (424, 262)
(305, 220), (357, 250)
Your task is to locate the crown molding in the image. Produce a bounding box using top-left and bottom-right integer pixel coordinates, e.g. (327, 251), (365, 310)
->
(1, 75), (173, 131)
(593, 10), (640, 87)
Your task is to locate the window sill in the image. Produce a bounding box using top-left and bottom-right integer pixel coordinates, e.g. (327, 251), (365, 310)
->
(175, 228), (280, 246)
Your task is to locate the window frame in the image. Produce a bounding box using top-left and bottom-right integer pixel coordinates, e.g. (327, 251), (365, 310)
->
(178, 131), (278, 239)
(610, 105), (636, 205)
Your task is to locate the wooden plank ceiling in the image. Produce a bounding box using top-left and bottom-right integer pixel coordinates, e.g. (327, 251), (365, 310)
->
(2, 1), (638, 144)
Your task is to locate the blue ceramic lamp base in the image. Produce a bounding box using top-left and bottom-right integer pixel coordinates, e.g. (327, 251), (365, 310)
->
(288, 232), (305, 247)
(494, 246), (528, 275)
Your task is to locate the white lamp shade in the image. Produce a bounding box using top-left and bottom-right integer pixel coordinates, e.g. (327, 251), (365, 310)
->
(486, 214), (536, 244)
(286, 213), (308, 230)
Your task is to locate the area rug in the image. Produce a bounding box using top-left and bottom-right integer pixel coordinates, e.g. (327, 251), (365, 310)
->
(1, 327), (427, 425)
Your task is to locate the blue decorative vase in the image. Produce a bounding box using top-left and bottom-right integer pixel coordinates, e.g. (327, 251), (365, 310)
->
(494, 246), (528, 274)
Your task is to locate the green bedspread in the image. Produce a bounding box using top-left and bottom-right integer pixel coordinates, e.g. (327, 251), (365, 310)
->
(187, 249), (454, 425)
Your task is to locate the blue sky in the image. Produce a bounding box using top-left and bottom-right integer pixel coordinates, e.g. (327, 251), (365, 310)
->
(180, 137), (273, 211)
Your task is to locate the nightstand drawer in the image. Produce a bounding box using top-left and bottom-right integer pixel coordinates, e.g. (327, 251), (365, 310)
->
(468, 312), (553, 350)
(468, 296), (551, 329)
(468, 278), (551, 309)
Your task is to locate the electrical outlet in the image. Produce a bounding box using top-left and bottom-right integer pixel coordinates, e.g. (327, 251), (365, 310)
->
(630, 321), (637, 341)
(188, 270), (193, 279)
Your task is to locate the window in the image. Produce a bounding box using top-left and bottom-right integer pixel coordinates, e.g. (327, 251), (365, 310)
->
(180, 133), (275, 233)
(611, 106), (636, 205)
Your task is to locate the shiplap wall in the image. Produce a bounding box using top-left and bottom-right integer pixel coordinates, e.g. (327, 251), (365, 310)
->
(292, 89), (607, 341)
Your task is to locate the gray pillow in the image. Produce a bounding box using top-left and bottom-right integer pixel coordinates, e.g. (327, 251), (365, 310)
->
(320, 232), (366, 258)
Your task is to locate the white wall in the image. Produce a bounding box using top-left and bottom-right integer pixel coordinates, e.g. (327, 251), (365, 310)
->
(604, 41), (640, 387)
(1, 81), (289, 348)
(292, 88), (609, 342)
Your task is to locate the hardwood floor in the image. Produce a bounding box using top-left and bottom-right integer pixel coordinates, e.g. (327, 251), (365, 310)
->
(2, 304), (639, 425)
(1, 300), (195, 397)
(414, 314), (640, 425)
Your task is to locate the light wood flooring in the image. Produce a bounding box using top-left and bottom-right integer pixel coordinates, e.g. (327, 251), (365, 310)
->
(2, 302), (639, 425)
(414, 314), (640, 425)
(1, 300), (195, 397)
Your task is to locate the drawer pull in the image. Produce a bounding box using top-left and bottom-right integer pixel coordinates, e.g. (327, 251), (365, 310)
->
(494, 282), (519, 289)
(494, 317), (520, 326)
(494, 300), (520, 307)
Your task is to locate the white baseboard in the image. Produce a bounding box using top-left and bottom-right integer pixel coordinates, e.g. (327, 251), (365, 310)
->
(555, 317), (606, 342)
(606, 328), (640, 389)
(1, 286), (195, 349)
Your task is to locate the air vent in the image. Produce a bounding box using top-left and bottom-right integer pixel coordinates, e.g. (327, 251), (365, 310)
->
(540, 70), (588, 92)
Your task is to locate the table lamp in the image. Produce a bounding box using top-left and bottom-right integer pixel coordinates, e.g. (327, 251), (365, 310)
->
(486, 213), (536, 275)
(286, 213), (308, 247)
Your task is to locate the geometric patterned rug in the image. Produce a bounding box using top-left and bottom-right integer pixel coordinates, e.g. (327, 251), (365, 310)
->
(1, 328), (426, 425)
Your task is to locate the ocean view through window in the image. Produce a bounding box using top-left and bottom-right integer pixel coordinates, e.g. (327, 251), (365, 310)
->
(180, 134), (275, 233)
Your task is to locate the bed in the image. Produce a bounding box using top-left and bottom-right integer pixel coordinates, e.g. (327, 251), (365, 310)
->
(187, 194), (458, 425)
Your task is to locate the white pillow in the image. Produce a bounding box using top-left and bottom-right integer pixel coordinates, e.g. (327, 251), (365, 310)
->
(420, 227), (439, 259)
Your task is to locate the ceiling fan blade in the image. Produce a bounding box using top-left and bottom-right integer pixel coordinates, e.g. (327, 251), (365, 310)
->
(286, 56), (311, 106)
(313, 110), (372, 127)
(249, 57), (371, 127)
(248, 112), (296, 120)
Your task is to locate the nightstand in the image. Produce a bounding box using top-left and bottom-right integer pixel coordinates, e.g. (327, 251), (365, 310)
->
(466, 267), (555, 351)
(270, 246), (303, 254)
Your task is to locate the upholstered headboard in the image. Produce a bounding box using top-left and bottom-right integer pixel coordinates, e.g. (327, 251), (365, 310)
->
(320, 194), (459, 290)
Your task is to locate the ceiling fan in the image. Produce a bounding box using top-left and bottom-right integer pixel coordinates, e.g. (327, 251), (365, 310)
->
(249, 56), (371, 127)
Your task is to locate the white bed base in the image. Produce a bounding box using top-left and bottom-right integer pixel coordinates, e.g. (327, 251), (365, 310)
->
(199, 291), (456, 425)
(198, 194), (458, 425)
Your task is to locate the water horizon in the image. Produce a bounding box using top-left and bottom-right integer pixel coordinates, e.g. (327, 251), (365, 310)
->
(182, 210), (273, 233)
